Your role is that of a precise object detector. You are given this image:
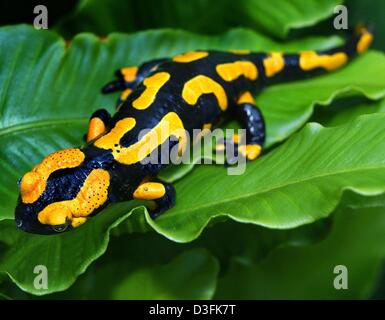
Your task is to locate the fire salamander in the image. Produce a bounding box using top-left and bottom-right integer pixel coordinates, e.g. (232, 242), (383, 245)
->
(15, 26), (373, 234)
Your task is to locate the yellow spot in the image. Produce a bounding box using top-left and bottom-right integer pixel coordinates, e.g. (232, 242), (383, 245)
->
(237, 91), (255, 105)
(357, 30), (373, 54)
(96, 112), (187, 165)
(87, 117), (106, 142)
(230, 50), (250, 54)
(20, 172), (41, 202)
(182, 75), (228, 110)
(216, 61), (258, 82)
(173, 51), (208, 63)
(121, 67), (138, 82)
(203, 123), (212, 130)
(263, 52), (285, 77)
(133, 182), (166, 200)
(20, 148), (85, 204)
(71, 217), (87, 228)
(95, 118), (136, 149)
(299, 51), (348, 71)
(238, 144), (262, 160)
(73, 169), (110, 218)
(38, 205), (72, 226)
(132, 72), (170, 110)
(37, 169), (110, 226)
(120, 88), (132, 101)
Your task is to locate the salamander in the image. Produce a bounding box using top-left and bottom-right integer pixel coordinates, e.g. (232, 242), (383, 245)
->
(15, 26), (373, 234)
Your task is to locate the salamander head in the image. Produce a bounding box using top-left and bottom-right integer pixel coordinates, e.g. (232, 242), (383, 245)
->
(15, 147), (112, 235)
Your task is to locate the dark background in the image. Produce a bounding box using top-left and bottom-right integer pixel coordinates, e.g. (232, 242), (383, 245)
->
(0, 0), (77, 26)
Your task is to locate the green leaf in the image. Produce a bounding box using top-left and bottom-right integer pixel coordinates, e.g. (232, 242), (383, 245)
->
(103, 249), (218, 300)
(312, 97), (385, 127)
(236, 0), (342, 38)
(56, 0), (341, 38)
(215, 203), (385, 299)
(1, 25), (385, 295)
(149, 114), (385, 242)
(51, 248), (219, 300)
(0, 203), (144, 295)
(0, 214), (330, 299)
(0, 292), (11, 300)
(48, 218), (329, 300)
(342, 192), (385, 210)
(191, 217), (332, 268)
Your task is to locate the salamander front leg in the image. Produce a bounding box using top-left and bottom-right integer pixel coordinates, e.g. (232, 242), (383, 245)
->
(133, 180), (176, 219)
(85, 109), (112, 143)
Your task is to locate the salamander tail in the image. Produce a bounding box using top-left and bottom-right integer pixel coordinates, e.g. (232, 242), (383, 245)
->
(260, 25), (374, 81)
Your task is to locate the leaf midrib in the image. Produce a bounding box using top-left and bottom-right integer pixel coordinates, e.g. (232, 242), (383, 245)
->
(0, 118), (87, 137)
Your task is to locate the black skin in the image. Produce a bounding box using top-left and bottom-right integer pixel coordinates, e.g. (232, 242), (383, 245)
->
(15, 28), (367, 234)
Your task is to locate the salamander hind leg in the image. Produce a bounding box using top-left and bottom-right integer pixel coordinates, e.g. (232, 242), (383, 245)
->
(235, 92), (265, 161)
(216, 92), (265, 165)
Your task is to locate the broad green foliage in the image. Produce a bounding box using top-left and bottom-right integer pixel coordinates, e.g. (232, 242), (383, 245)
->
(94, 249), (219, 300)
(1, 0), (385, 298)
(53, 248), (219, 300)
(313, 97), (385, 127)
(216, 203), (385, 299)
(236, 0), (342, 38)
(0, 213), (331, 299)
(56, 0), (341, 38)
(56, 0), (385, 52)
(3, 111), (385, 294)
(47, 218), (331, 299)
(0, 203), (142, 294)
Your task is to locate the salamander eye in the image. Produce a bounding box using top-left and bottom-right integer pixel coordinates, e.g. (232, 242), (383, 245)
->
(51, 223), (69, 233)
